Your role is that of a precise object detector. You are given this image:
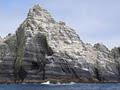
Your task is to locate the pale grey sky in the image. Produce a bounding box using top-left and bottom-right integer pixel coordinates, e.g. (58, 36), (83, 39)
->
(0, 0), (120, 49)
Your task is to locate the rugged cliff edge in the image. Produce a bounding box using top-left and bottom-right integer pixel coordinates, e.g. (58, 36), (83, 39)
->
(0, 5), (120, 83)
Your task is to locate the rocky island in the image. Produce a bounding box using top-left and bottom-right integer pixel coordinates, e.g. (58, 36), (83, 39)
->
(0, 5), (120, 83)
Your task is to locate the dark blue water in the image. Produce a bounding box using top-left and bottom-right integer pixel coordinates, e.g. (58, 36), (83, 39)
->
(0, 83), (120, 90)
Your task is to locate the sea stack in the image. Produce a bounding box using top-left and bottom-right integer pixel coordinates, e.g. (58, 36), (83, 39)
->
(0, 5), (119, 83)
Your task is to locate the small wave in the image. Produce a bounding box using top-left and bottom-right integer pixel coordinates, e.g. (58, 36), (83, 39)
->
(53, 82), (76, 86)
(59, 82), (76, 85)
(41, 81), (76, 86)
(41, 81), (50, 85)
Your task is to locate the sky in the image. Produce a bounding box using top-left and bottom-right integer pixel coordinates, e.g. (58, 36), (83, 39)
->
(0, 0), (120, 49)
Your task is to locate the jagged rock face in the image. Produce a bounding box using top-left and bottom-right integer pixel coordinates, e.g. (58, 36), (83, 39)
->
(25, 5), (85, 54)
(14, 5), (118, 81)
(94, 43), (110, 54)
(16, 5), (89, 81)
(93, 44), (118, 81)
(0, 5), (120, 82)
(0, 35), (16, 81)
(111, 47), (120, 79)
(111, 47), (120, 59)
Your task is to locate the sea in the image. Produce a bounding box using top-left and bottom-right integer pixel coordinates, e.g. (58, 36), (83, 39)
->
(0, 83), (120, 90)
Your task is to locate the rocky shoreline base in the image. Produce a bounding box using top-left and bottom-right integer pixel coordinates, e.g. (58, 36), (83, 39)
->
(0, 79), (119, 84)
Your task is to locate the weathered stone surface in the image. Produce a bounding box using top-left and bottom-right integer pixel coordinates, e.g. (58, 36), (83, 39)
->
(0, 41), (14, 81)
(0, 4), (120, 82)
(0, 36), (3, 43)
(111, 47), (120, 79)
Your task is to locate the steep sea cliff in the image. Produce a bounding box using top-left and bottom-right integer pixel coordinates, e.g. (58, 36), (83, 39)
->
(0, 5), (120, 83)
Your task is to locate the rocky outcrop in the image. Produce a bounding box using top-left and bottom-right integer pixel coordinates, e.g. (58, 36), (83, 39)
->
(0, 34), (16, 81)
(0, 37), (3, 43)
(111, 47), (120, 80)
(0, 4), (120, 83)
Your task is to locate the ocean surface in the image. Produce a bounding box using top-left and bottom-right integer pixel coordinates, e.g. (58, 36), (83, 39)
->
(0, 83), (120, 90)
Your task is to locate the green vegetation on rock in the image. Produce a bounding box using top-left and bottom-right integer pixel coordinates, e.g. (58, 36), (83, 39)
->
(14, 27), (27, 82)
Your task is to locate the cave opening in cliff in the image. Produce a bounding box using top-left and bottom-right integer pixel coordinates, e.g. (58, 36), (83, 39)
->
(18, 66), (27, 82)
(31, 61), (40, 70)
(94, 67), (102, 81)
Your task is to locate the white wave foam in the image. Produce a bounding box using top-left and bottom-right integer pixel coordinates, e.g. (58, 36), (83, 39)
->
(41, 81), (50, 85)
(41, 81), (76, 85)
